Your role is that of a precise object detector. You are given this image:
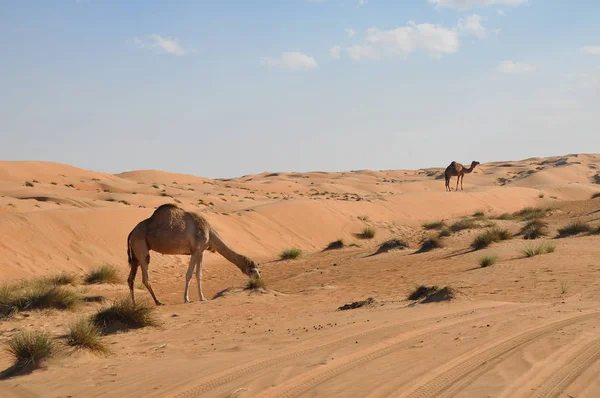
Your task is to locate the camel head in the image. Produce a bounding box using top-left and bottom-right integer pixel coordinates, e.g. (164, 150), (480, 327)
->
(244, 258), (261, 279)
(470, 161), (480, 169)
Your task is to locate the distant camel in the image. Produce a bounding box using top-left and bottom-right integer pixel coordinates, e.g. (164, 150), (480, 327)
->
(126, 203), (260, 305)
(444, 161), (480, 192)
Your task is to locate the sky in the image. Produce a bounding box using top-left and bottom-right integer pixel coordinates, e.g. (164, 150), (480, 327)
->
(1, 0), (599, 179)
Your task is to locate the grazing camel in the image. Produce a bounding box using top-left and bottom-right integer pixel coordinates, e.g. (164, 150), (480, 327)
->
(126, 203), (260, 305)
(444, 161), (480, 192)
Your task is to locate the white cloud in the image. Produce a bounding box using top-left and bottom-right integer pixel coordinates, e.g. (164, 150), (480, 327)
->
(497, 9), (506, 15)
(329, 46), (342, 60)
(131, 34), (191, 56)
(581, 46), (600, 55)
(260, 52), (319, 70)
(457, 14), (487, 39)
(349, 22), (460, 60)
(428, 0), (527, 10)
(345, 28), (356, 38)
(347, 45), (380, 61)
(496, 61), (536, 74)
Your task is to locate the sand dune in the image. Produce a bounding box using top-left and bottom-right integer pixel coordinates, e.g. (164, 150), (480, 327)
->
(1, 153), (600, 397)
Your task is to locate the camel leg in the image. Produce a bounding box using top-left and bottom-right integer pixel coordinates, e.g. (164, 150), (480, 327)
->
(456, 175), (460, 191)
(140, 256), (163, 306)
(461, 175), (464, 190)
(184, 251), (200, 303)
(127, 264), (138, 304)
(195, 251), (207, 302)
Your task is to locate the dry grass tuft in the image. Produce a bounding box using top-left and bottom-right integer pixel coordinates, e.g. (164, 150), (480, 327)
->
(92, 296), (158, 334)
(519, 219), (549, 240)
(279, 248), (302, 260)
(67, 318), (108, 353)
(422, 220), (446, 230)
(522, 242), (556, 257)
(408, 285), (438, 300)
(324, 239), (344, 250)
(359, 226), (376, 239)
(5, 330), (54, 370)
(245, 277), (266, 290)
(471, 227), (511, 250)
(417, 235), (443, 253)
(479, 255), (498, 268)
(556, 220), (592, 237)
(84, 264), (120, 284)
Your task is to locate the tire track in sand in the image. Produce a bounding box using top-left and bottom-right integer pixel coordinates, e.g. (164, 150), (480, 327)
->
(400, 311), (600, 398)
(168, 303), (524, 398)
(528, 335), (600, 398)
(256, 305), (553, 398)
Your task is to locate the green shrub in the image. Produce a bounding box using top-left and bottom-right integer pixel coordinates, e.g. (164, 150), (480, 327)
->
(422, 220), (446, 230)
(245, 277), (266, 290)
(84, 264), (120, 284)
(479, 255), (498, 268)
(279, 248), (302, 260)
(5, 330), (54, 370)
(359, 226), (376, 239)
(519, 219), (549, 240)
(324, 239), (344, 250)
(471, 227), (511, 250)
(92, 297), (157, 334)
(557, 221), (592, 237)
(522, 242), (556, 257)
(67, 318), (107, 353)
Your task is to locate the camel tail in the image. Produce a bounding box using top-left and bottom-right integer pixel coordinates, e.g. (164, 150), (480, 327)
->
(208, 228), (251, 270)
(127, 229), (137, 268)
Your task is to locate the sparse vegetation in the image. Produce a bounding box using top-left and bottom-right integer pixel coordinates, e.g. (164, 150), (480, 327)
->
(471, 227), (511, 250)
(92, 296), (157, 333)
(245, 277), (266, 290)
(1, 282), (81, 317)
(408, 285), (438, 300)
(357, 215), (369, 222)
(418, 235), (443, 253)
(522, 242), (556, 257)
(437, 227), (452, 237)
(24, 181), (34, 187)
(479, 255), (498, 268)
(560, 281), (569, 295)
(592, 192), (600, 199)
(450, 218), (479, 232)
(557, 220), (592, 237)
(5, 330), (55, 370)
(67, 318), (107, 353)
(473, 211), (485, 218)
(279, 248), (302, 260)
(324, 239), (344, 250)
(375, 239), (409, 254)
(538, 193), (545, 198)
(118, 200), (130, 205)
(359, 226), (376, 239)
(519, 219), (549, 240)
(84, 264), (120, 285)
(512, 206), (551, 221)
(422, 220), (446, 230)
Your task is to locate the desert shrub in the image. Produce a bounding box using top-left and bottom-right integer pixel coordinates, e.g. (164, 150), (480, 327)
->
(408, 285), (438, 300)
(324, 239), (344, 250)
(24, 181), (34, 187)
(557, 221), (592, 237)
(522, 242), (556, 257)
(245, 277), (266, 290)
(538, 193), (545, 198)
(20, 284), (80, 311)
(422, 220), (446, 230)
(375, 239), (409, 254)
(44, 272), (77, 286)
(479, 255), (498, 268)
(118, 200), (130, 205)
(5, 330), (54, 370)
(473, 211), (485, 218)
(450, 219), (479, 232)
(84, 264), (120, 284)
(471, 227), (511, 250)
(67, 318), (107, 353)
(437, 227), (452, 237)
(519, 219), (549, 240)
(418, 236), (443, 253)
(357, 215), (369, 221)
(279, 248), (302, 260)
(92, 297), (157, 333)
(359, 226), (376, 239)
(512, 206), (551, 221)
(592, 192), (600, 199)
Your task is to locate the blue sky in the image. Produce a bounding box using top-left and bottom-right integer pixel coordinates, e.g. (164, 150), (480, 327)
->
(1, 0), (599, 178)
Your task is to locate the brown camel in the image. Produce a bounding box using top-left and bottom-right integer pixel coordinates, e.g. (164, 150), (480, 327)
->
(126, 203), (260, 305)
(444, 160), (480, 192)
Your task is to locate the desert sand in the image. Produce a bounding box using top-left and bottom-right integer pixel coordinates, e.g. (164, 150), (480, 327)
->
(1, 153), (600, 398)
